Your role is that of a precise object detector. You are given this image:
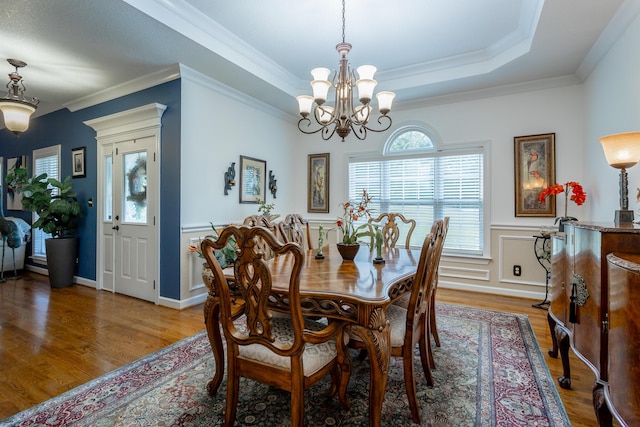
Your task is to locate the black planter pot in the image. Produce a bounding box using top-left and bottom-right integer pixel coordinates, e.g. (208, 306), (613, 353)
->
(45, 237), (78, 288)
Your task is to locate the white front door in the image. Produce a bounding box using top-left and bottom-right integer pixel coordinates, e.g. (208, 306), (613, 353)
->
(101, 136), (157, 302)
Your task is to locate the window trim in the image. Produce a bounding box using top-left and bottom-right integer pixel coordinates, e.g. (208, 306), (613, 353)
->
(346, 127), (491, 258)
(31, 144), (61, 263)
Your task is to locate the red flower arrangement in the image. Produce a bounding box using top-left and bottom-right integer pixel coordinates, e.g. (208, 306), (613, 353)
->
(538, 181), (586, 223)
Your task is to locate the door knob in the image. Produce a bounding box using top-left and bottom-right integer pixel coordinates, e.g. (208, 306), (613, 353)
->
(112, 225), (120, 231)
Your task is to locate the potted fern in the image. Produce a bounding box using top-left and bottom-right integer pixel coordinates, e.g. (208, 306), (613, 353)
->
(6, 167), (83, 288)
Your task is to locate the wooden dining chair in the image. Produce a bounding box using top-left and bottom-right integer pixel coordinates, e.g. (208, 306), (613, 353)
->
(277, 214), (314, 250)
(428, 217), (449, 351)
(349, 229), (439, 423)
(201, 225), (351, 426)
(367, 212), (417, 249)
(243, 214), (280, 258)
(393, 218), (449, 352)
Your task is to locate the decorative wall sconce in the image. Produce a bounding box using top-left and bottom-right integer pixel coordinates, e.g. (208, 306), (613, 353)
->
(269, 170), (278, 198)
(224, 162), (236, 195)
(599, 132), (640, 224)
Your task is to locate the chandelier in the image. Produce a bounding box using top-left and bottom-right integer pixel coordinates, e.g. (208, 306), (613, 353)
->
(0, 59), (39, 135)
(296, 0), (395, 141)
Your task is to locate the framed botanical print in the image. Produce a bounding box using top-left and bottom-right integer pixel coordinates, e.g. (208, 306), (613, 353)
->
(239, 155), (266, 204)
(514, 133), (556, 217)
(308, 153), (330, 213)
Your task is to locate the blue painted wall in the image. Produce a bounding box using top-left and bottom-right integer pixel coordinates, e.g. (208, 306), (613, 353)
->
(0, 80), (182, 299)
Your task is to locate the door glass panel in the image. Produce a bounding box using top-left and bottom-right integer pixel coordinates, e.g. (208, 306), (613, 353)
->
(123, 152), (147, 223)
(104, 155), (112, 221)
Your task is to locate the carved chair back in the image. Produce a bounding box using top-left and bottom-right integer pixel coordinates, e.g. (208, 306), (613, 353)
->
(278, 214), (313, 250)
(202, 225), (306, 351)
(243, 214), (279, 259)
(367, 212), (417, 249)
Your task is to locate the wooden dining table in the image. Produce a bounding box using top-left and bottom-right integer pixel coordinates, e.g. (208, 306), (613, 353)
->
(203, 244), (421, 427)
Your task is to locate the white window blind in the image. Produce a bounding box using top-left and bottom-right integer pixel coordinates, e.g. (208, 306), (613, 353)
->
(32, 145), (61, 259)
(348, 151), (484, 255)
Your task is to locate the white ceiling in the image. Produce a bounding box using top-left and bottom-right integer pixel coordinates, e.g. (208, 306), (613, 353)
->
(0, 0), (630, 119)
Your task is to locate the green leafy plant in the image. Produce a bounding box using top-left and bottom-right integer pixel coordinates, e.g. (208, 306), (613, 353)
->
(256, 198), (275, 216)
(336, 189), (374, 245)
(189, 223), (237, 268)
(6, 167), (83, 238)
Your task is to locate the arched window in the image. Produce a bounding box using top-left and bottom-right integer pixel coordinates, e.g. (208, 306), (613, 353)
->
(385, 126), (435, 154)
(348, 125), (485, 256)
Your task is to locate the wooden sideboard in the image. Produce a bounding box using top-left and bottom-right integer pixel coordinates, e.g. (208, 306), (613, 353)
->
(606, 252), (640, 427)
(547, 222), (640, 427)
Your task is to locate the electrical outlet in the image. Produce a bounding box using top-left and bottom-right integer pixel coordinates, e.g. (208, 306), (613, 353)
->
(513, 265), (521, 276)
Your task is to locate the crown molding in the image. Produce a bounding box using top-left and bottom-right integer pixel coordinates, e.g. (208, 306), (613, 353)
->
(576, 0), (640, 81)
(64, 65), (180, 112)
(178, 64), (293, 122)
(394, 74), (580, 110)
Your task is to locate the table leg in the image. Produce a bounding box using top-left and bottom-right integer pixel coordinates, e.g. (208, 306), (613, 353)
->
(203, 294), (225, 396)
(349, 307), (391, 427)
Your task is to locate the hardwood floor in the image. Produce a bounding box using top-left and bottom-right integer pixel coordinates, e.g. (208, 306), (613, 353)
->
(0, 272), (602, 425)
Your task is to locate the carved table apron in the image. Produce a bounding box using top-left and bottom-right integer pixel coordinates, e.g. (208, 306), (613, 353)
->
(204, 244), (419, 427)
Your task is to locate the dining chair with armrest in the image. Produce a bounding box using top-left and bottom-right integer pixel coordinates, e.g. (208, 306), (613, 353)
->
(201, 225), (351, 426)
(349, 228), (439, 423)
(367, 212), (416, 249)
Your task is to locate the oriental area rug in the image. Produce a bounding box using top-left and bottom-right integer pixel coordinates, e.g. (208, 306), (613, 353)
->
(1, 304), (569, 427)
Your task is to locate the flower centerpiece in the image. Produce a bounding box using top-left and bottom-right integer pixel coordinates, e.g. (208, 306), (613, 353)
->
(538, 181), (587, 231)
(336, 189), (374, 260)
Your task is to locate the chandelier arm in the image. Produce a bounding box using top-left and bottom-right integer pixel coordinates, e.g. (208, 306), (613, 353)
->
(321, 125), (338, 141)
(297, 116), (340, 142)
(298, 117), (327, 135)
(350, 122), (368, 140)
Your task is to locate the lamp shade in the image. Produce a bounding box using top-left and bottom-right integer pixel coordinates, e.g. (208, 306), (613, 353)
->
(599, 132), (640, 169)
(356, 79), (377, 104)
(311, 79), (331, 104)
(356, 65), (376, 80)
(296, 95), (314, 117)
(0, 100), (36, 134)
(376, 91), (396, 115)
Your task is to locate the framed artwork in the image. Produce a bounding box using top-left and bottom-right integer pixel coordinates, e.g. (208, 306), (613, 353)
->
(308, 153), (330, 213)
(72, 147), (86, 178)
(239, 155), (266, 204)
(6, 155), (26, 211)
(514, 133), (556, 217)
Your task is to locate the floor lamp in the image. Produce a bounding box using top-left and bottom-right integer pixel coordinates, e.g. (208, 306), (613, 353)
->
(599, 132), (640, 224)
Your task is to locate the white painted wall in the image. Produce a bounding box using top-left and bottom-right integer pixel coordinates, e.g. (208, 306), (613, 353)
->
(178, 67), (300, 303)
(584, 11), (640, 221)
(180, 67), (299, 228)
(174, 8), (640, 304)
(292, 84), (587, 229)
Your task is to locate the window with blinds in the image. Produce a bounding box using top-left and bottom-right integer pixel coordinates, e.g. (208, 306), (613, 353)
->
(348, 130), (484, 256)
(32, 145), (61, 259)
